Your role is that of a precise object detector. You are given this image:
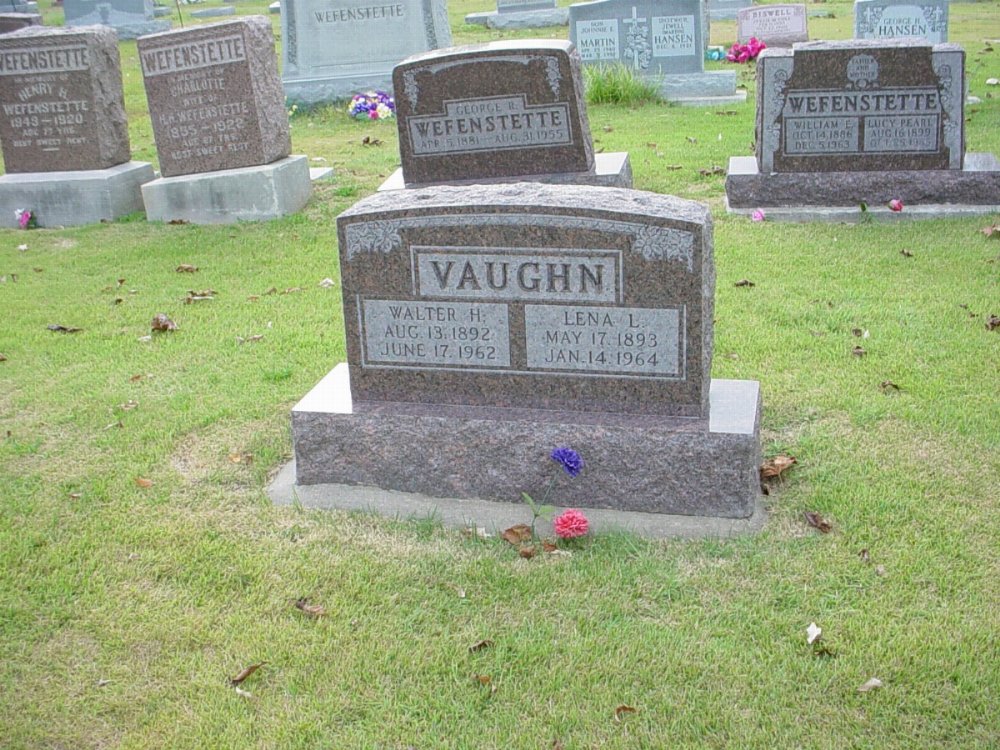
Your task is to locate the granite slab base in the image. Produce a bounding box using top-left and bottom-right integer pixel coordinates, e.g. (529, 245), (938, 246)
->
(291, 364), (763, 519)
(659, 72), (747, 106)
(464, 7), (569, 28)
(725, 154), (1000, 218)
(141, 156), (311, 224)
(0, 161), (154, 228)
(378, 152), (632, 191)
(283, 74), (392, 107)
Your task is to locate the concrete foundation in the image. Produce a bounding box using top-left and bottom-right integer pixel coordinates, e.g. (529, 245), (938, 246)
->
(0, 161), (154, 228)
(141, 156), (312, 224)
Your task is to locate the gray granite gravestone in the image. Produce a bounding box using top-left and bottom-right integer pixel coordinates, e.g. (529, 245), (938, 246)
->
(137, 17), (311, 223)
(281, 0), (452, 105)
(465, 0), (570, 30)
(725, 39), (1000, 219)
(708, 0), (751, 20)
(854, 0), (949, 44)
(737, 3), (808, 47)
(289, 182), (762, 519)
(64, 0), (169, 40)
(0, 25), (153, 226)
(569, 0), (745, 104)
(0, 12), (41, 33)
(380, 40), (631, 190)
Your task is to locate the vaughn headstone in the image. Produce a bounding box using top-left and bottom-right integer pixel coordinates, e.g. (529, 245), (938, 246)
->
(737, 3), (808, 47)
(289, 182), (763, 518)
(854, 0), (949, 44)
(138, 16), (290, 177)
(725, 39), (1000, 217)
(0, 12), (41, 33)
(64, 0), (170, 40)
(465, 0), (569, 30)
(570, 0), (744, 104)
(281, 0), (452, 105)
(0, 25), (154, 226)
(384, 40), (631, 189)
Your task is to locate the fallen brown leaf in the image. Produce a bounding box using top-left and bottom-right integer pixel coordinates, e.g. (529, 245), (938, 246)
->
(236, 334), (264, 344)
(150, 313), (177, 332)
(119, 400), (138, 411)
(501, 524), (533, 545)
(294, 598), (326, 617)
(229, 662), (266, 685)
(281, 286), (303, 295)
(852, 345), (867, 357)
(69, 492), (82, 500)
(47, 324), (83, 333)
(614, 705), (637, 722)
(900, 248), (914, 257)
(859, 548), (870, 563)
(760, 454), (796, 479)
(518, 545), (537, 559)
(233, 686), (253, 698)
(734, 278), (755, 287)
(103, 420), (124, 431)
(857, 677), (883, 693)
(981, 223), (999, 238)
(113, 297), (124, 305)
(699, 165), (725, 176)
(880, 380), (901, 392)
(602, 125), (613, 132)
(116, 277), (126, 287)
(361, 135), (383, 146)
(645, 141), (657, 148)
(167, 219), (189, 225)
(542, 541), (558, 553)
(804, 511), (833, 533)
(715, 110), (738, 116)
(0, 353), (6, 362)
(263, 287), (278, 295)
(685, 136), (697, 143)
(176, 264), (199, 273)
(474, 674), (492, 686)
(986, 315), (1000, 331)
(134, 477), (153, 488)
(468, 639), (494, 653)
(851, 328), (869, 338)
(228, 451), (253, 464)
(665, 164), (683, 170)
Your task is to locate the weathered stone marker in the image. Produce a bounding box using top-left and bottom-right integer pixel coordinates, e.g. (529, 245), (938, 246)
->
(737, 3), (808, 47)
(0, 12), (41, 33)
(138, 16), (290, 178)
(281, 0), (452, 105)
(63, 0), (169, 40)
(0, 25), (154, 226)
(854, 0), (949, 44)
(465, 0), (569, 30)
(383, 40), (631, 189)
(290, 183), (763, 519)
(725, 40), (1000, 218)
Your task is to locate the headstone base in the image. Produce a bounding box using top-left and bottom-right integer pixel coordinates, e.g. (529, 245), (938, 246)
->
(283, 74), (393, 106)
(141, 155), (312, 224)
(659, 72), (746, 106)
(106, 20), (171, 39)
(464, 7), (569, 28)
(725, 154), (1000, 220)
(291, 363), (762, 519)
(378, 152), (632, 191)
(0, 161), (154, 228)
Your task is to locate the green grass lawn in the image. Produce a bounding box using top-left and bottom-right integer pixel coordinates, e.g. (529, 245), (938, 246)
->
(1, 1), (999, 747)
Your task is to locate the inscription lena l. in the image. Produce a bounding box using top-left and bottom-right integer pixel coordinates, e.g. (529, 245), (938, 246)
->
(524, 304), (682, 377)
(414, 248), (619, 303)
(362, 299), (512, 369)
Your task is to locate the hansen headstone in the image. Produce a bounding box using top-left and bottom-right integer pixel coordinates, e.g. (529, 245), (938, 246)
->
(854, 0), (949, 44)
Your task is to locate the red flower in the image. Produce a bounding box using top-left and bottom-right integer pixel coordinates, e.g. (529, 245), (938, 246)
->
(888, 198), (904, 212)
(553, 509), (589, 539)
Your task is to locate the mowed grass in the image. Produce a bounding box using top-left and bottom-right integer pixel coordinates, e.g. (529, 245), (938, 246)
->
(1, 1), (999, 748)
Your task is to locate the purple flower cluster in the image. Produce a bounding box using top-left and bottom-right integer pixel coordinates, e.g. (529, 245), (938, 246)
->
(550, 446), (583, 477)
(348, 90), (396, 120)
(726, 37), (766, 63)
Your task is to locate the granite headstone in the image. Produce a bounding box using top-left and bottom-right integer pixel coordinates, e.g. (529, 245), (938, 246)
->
(737, 3), (808, 47)
(0, 25), (130, 173)
(138, 17), (290, 178)
(854, 0), (949, 44)
(0, 12), (41, 33)
(63, 0), (170, 39)
(465, 0), (569, 29)
(281, 0), (452, 105)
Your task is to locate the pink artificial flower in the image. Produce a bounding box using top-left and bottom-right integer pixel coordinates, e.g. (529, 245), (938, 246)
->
(553, 508), (589, 539)
(368, 109), (379, 120)
(751, 209), (766, 222)
(17, 210), (30, 229)
(888, 198), (904, 212)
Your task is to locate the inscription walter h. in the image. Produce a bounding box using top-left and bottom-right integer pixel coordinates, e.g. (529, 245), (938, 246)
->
(407, 95), (572, 156)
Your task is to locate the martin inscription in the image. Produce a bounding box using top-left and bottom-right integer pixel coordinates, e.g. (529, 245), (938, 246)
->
(575, 19), (620, 61)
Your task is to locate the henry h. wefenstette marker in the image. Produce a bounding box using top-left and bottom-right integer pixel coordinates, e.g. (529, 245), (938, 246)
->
(290, 183), (762, 519)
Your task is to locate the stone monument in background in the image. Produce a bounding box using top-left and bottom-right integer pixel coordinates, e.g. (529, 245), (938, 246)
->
(725, 39), (1000, 219)
(465, 0), (570, 30)
(0, 12), (41, 33)
(64, 0), (170, 40)
(569, 0), (746, 105)
(854, 0), (949, 44)
(137, 17), (312, 224)
(737, 3), (807, 47)
(380, 40), (632, 190)
(0, 25), (154, 227)
(281, 0), (452, 105)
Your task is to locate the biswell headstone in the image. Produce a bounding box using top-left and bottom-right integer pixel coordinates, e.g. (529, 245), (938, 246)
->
(569, 0), (745, 105)
(465, 0), (570, 30)
(0, 12), (41, 33)
(288, 183), (762, 519)
(0, 25), (154, 226)
(737, 3), (808, 47)
(281, 0), (452, 105)
(854, 0), (949, 44)
(725, 39), (1000, 219)
(137, 16), (311, 223)
(380, 40), (632, 190)
(63, 0), (170, 40)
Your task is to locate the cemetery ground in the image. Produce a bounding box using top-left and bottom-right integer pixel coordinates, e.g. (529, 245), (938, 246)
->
(1, 1), (999, 747)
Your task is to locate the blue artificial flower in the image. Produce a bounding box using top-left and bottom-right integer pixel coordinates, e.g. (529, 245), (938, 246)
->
(551, 446), (583, 477)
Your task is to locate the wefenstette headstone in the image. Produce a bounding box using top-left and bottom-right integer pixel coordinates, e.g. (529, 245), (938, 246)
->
(290, 182), (763, 519)
(384, 40), (631, 189)
(0, 12), (41, 33)
(0, 25), (130, 172)
(64, 0), (170, 40)
(569, 0), (744, 104)
(0, 25), (154, 226)
(725, 40), (1000, 218)
(854, 0), (949, 44)
(465, 0), (570, 29)
(138, 17), (290, 178)
(281, 0), (452, 105)
(737, 3), (808, 47)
